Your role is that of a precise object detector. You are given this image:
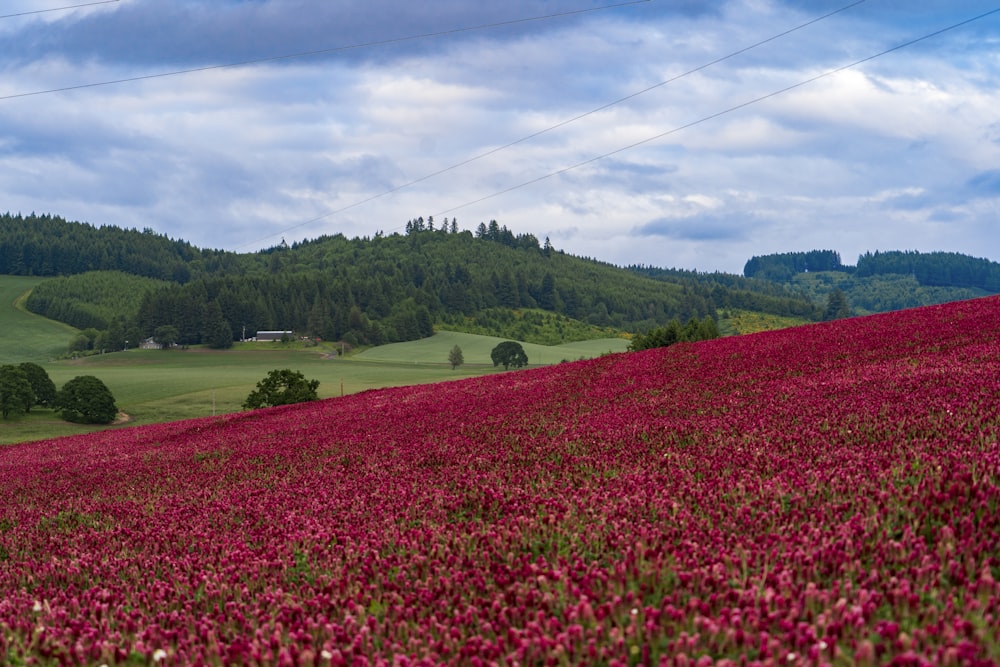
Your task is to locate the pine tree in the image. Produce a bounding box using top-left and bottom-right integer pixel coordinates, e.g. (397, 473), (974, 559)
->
(823, 289), (851, 321)
(448, 345), (464, 370)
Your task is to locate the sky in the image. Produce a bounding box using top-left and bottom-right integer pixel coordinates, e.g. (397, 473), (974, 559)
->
(1, 0), (999, 274)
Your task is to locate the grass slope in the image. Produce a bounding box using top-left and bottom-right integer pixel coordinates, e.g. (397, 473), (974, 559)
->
(0, 274), (628, 444)
(356, 330), (628, 365)
(2, 332), (626, 444)
(0, 276), (77, 363)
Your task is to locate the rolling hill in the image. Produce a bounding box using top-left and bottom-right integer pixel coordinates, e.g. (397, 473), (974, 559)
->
(4, 212), (819, 350)
(0, 276), (78, 363)
(742, 249), (1000, 315)
(1, 296), (998, 663)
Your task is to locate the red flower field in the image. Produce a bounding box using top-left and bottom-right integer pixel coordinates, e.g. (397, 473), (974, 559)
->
(1, 297), (999, 665)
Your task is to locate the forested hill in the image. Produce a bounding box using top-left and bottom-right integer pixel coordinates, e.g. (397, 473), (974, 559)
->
(4, 212), (820, 349)
(0, 212), (222, 282)
(854, 250), (1000, 291)
(743, 249), (1000, 315)
(744, 248), (1000, 292)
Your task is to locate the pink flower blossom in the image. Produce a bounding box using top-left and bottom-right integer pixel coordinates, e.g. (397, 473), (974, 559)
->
(1, 297), (999, 663)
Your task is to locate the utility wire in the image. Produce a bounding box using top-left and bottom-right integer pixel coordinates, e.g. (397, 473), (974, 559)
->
(433, 6), (1000, 218)
(0, 1), (118, 20)
(233, 0), (867, 249)
(0, 0), (649, 101)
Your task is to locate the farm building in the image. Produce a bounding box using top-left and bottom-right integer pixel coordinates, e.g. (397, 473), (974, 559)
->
(254, 330), (294, 342)
(139, 337), (163, 350)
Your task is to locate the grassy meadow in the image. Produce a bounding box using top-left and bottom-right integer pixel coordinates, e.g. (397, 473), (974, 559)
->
(0, 276), (627, 444)
(0, 276), (78, 363)
(355, 329), (627, 365)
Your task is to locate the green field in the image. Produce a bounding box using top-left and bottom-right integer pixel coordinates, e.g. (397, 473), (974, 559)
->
(355, 330), (627, 365)
(0, 276), (628, 444)
(0, 276), (79, 363)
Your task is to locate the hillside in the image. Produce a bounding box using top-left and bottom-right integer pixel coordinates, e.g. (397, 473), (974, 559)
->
(744, 249), (1000, 315)
(7, 214), (1000, 352)
(0, 276), (78, 363)
(5, 212), (819, 349)
(1, 297), (998, 663)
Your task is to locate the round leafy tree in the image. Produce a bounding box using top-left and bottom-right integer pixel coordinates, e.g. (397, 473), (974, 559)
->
(56, 375), (118, 424)
(0, 365), (35, 419)
(153, 325), (180, 349)
(243, 369), (320, 410)
(490, 341), (528, 370)
(18, 362), (57, 409)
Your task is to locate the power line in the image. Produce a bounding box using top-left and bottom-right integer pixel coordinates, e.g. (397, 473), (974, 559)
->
(0, 1), (119, 20)
(0, 0), (650, 101)
(432, 6), (1000, 218)
(233, 0), (868, 249)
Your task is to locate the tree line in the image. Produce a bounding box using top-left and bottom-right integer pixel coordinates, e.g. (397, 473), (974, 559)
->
(0, 212), (214, 282)
(628, 316), (720, 351)
(855, 250), (1000, 292)
(0, 363), (117, 424)
(744, 248), (1000, 294)
(742, 250), (845, 282)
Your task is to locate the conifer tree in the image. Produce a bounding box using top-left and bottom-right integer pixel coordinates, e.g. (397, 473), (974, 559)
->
(448, 345), (464, 370)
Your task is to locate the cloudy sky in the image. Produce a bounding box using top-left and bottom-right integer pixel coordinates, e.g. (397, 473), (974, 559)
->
(2, 1), (999, 273)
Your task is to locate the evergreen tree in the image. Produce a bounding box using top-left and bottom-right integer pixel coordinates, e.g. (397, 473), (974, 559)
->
(537, 273), (558, 310)
(448, 345), (464, 370)
(823, 289), (851, 321)
(202, 302), (234, 349)
(628, 316), (719, 351)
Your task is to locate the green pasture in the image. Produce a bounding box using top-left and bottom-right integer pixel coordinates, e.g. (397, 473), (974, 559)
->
(3, 339), (622, 444)
(355, 330), (627, 365)
(0, 276), (78, 363)
(0, 276), (628, 444)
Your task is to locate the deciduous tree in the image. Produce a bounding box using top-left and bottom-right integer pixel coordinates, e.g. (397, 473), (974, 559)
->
(0, 365), (34, 419)
(18, 362), (56, 409)
(490, 341), (528, 370)
(243, 369), (320, 409)
(56, 375), (118, 424)
(153, 325), (180, 348)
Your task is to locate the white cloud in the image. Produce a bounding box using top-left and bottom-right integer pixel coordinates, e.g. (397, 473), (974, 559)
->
(1, 1), (999, 271)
